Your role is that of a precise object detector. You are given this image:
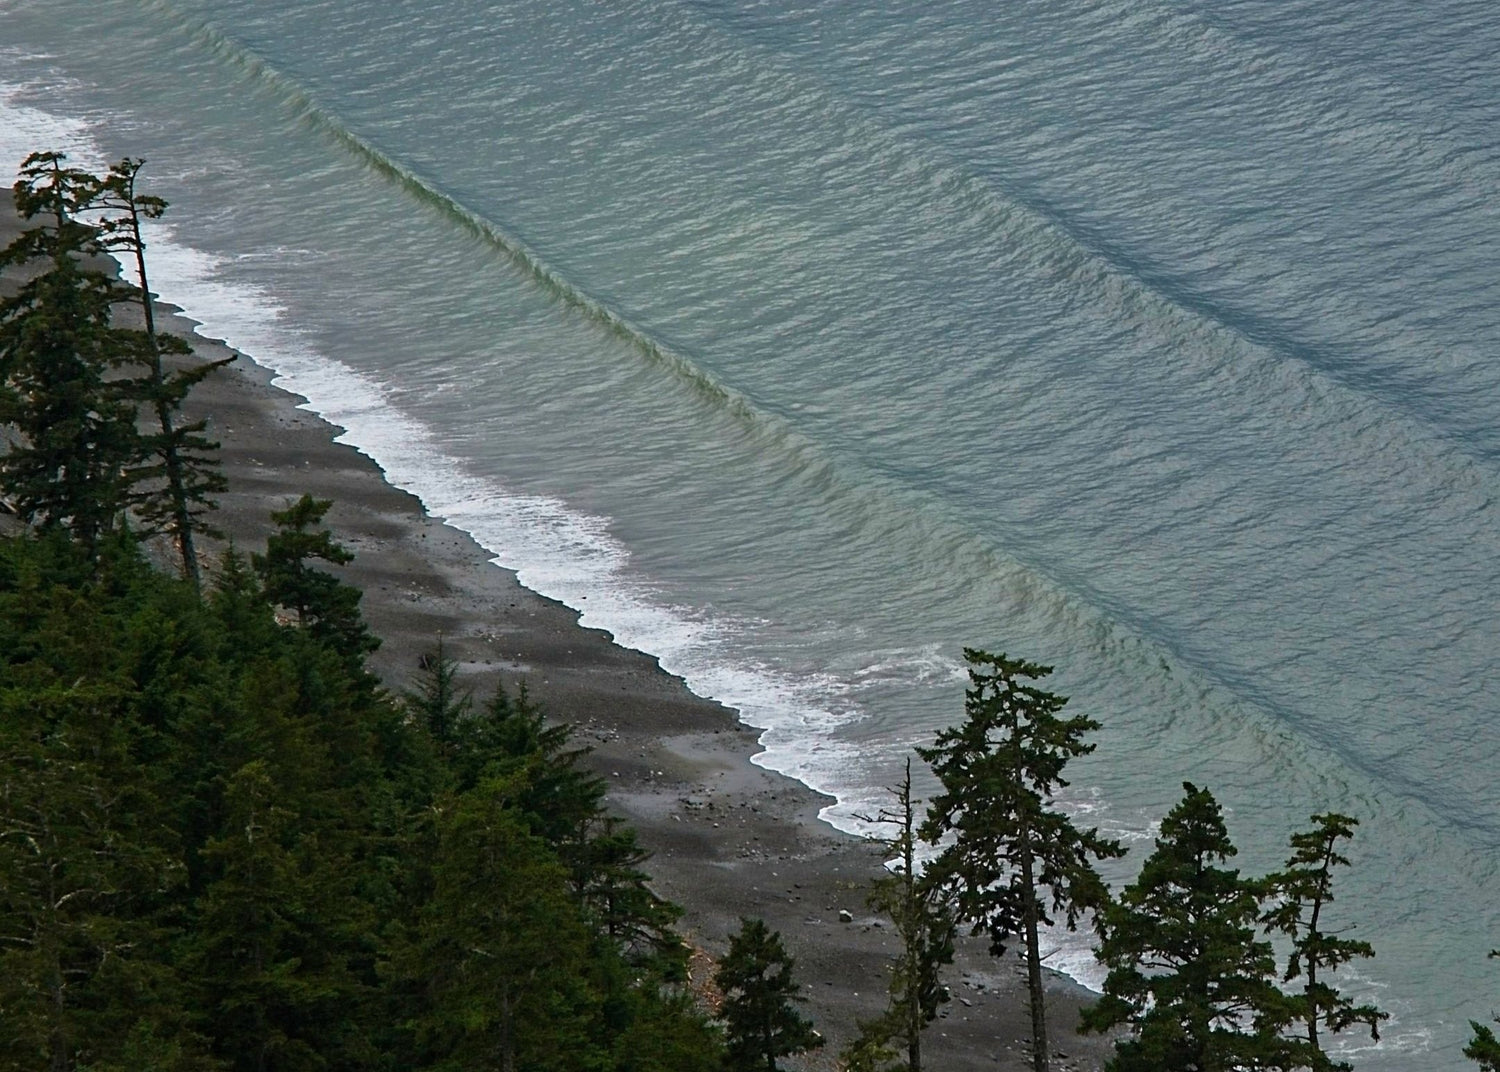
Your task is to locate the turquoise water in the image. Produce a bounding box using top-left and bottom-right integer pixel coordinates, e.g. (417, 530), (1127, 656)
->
(3, 0), (1498, 1063)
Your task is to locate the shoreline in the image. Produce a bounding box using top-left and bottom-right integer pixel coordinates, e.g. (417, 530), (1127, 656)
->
(1, 199), (1111, 1069)
(177, 319), (1114, 1072)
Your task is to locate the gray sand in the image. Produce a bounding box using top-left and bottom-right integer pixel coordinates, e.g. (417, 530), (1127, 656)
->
(2, 199), (1112, 1070)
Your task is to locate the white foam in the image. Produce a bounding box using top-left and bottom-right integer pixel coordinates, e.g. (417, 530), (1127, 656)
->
(0, 83), (1134, 1006)
(0, 79), (885, 818)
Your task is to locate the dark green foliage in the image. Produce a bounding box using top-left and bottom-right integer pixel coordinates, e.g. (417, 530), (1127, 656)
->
(180, 759), (369, 1072)
(406, 635), (472, 746)
(1082, 782), (1306, 1072)
(1471, 1022), (1500, 1071)
(1, 152), (227, 574)
(0, 528), (722, 1071)
(453, 681), (686, 975)
(389, 775), (599, 1072)
(1469, 952), (1500, 1071)
(1262, 813), (1386, 1069)
(715, 917), (821, 1072)
(0, 153), (143, 557)
(917, 649), (1123, 1072)
(252, 494), (377, 658)
(844, 758), (954, 1072)
(87, 157), (230, 588)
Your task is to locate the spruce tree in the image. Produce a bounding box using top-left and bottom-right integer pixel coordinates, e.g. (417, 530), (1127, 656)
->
(844, 758), (955, 1072)
(1081, 782), (1306, 1072)
(0, 671), (187, 1070)
(916, 649), (1123, 1072)
(0, 152), (143, 557)
(181, 759), (366, 1072)
(405, 635), (472, 747)
(1262, 813), (1387, 1069)
(88, 158), (230, 589)
(715, 918), (821, 1072)
(252, 494), (377, 658)
(1469, 952), (1500, 1071)
(394, 775), (599, 1072)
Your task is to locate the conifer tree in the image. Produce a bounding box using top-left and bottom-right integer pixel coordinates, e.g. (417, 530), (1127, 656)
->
(455, 682), (605, 842)
(917, 649), (1123, 1072)
(88, 158), (230, 589)
(1082, 782), (1306, 1072)
(406, 635), (472, 747)
(396, 775), (599, 1072)
(715, 918), (821, 1072)
(252, 495), (377, 658)
(1262, 813), (1386, 1069)
(0, 152), (143, 556)
(845, 758), (955, 1072)
(1469, 952), (1500, 1072)
(570, 815), (685, 972)
(453, 682), (682, 969)
(182, 760), (366, 1072)
(0, 677), (187, 1071)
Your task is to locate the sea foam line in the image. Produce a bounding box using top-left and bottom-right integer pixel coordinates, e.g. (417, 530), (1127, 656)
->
(0, 80), (1429, 1042)
(0, 79), (895, 834)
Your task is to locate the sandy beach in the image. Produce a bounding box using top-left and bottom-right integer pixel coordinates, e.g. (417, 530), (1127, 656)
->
(2, 200), (1112, 1071)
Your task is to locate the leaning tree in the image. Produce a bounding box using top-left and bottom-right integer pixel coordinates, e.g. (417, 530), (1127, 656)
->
(0, 151), (142, 556)
(1262, 812), (1387, 1070)
(88, 157), (230, 588)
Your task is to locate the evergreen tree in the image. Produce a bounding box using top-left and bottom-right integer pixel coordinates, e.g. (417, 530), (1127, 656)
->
(715, 918), (821, 1072)
(570, 815), (686, 973)
(1469, 951), (1500, 1071)
(88, 157), (230, 589)
(180, 760), (367, 1072)
(1081, 782), (1306, 1072)
(454, 682), (606, 843)
(394, 774), (599, 1072)
(405, 635), (472, 747)
(452, 682), (682, 972)
(917, 649), (1123, 1072)
(1262, 813), (1387, 1069)
(252, 495), (377, 658)
(844, 758), (955, 1072)
(0, 152), (143, 557)
(0, 674), (187, 1070)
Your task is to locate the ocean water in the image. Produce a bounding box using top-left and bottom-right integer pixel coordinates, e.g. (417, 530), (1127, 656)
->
(2, 0), (1498, 1064)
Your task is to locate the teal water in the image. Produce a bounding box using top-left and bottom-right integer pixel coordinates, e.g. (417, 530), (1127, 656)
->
(2, 0), (1498, 1064)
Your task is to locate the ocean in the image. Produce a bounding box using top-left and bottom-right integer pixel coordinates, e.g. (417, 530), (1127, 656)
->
(2, 0), (1497, 1065)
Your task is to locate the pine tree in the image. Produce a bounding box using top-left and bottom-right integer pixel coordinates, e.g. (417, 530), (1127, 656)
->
(844, 757), (955, 1072)
(570, 815), (685, 972)
(453, 683), (682, 970)
(88, 158), (230, 589)
(181, 760), (365, 1072)
(1261, 813), (1387, 1069)
(454, 682), (605, 841)
(1081, 782), (1306, 1072)
(715, 918), (821, 1072)
(252, 495), (377, 658)
(917, 649), (1124, 1072)
(1469, 951), (1500, 1071)
(0, 678), (187, 1071)
(395, 775), (599, 1072)
(405, 635), (472, 747)
(0, 152), (144, 557)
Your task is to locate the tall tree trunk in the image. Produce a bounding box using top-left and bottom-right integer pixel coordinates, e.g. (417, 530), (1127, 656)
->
(124, 204), (200, 589)
(1020, 838), (1049, 1072)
